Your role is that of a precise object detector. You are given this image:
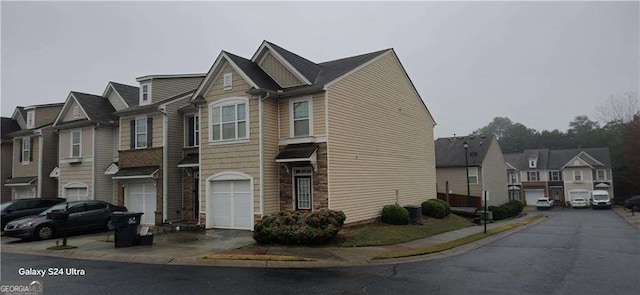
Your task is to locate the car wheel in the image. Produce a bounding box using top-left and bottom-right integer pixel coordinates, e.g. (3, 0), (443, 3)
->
(35, 225), (55, 240)
(104, 218), (115, 231)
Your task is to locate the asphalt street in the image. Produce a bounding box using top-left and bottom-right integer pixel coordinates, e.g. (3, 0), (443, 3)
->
(1, 209), (638, 295)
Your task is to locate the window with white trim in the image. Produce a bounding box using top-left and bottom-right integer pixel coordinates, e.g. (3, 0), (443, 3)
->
(290, 98), (312, 137)
(574, 170), (583, 181)
(21, 137), (30, 163)
(26, 111), (35, 129)
(223, 73), (233, 90)
(468, 167), (478, 184)
(140, 83), (151, 105)
(209, 98), (248, 142)
(549, 170), (562, 181)
(596, 169), (606, 181)
(185, 115), (199, 147)
(527, 171), (539, 181)
(528, 159), (536, 168)
(71, 129), (81, 157)
(135, 118), (147, 148)
(508, 172), (519, 184)
(73, 106), (80, 118)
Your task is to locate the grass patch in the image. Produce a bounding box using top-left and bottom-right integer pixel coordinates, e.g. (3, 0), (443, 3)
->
(201, 253), (313, 261)
(339, 214), (474, 247)
(373, 215), (544, 259)
(47, 245), (78, 250)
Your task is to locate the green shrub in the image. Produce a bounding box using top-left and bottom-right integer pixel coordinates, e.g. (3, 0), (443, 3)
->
(507, 200), (524, 215)
(421, 200), (448, 219)
(426, 199), (451, 216)
(381, 204), (409, 225)
(253, 209), (346, 245)
(500, 204), (516, 218)
(489, 206), (508, 221)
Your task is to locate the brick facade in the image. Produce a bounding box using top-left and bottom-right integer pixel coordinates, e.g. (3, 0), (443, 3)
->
(279, 143), (328, 211)
(118, 147), (164, 224)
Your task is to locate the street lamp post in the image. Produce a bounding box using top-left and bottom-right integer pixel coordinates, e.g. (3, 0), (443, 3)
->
(463, 141), (471, 207)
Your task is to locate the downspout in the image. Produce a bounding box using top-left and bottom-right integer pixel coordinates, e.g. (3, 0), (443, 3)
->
(37, 132), (43, 198)
(258, 91), (271, 216)
(92, 125), (96, 200)
(159, 107), (168, 223)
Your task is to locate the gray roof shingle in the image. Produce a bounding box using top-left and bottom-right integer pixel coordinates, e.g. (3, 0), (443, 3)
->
(435, 136), (494, 167)
(1, 117), (20, 141)
(504, 147), (611, 170)
(110, 82), (140, 107)
(70, 92), (117, 125)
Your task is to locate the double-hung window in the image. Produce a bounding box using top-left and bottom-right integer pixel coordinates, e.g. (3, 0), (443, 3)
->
(21, 138), (30, 163)
(527, 171), (539, 181)
(468, 167), (478, 184)
(574, 170), (582, 181)
(26, 111), (35, 129)
(185, 115), (199, 147)
(596, 169), (606, 181)
(290, 97), (312, 137)
(210, 98), (248, 142)
(135, 118), (147, 148)
(140, 83), (151, 105)
(71, 130), (81, 157)
(509, 172), (519, 184)
(549, 171), (561, 181)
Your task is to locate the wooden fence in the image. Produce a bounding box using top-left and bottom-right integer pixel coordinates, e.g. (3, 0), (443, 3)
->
(437, 192), (481, 209)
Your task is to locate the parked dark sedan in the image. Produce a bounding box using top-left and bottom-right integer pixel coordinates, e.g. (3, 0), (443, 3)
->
(1, 198), (66, 229)
(3, 200), (127, 240)
(623, 195), (640, 210)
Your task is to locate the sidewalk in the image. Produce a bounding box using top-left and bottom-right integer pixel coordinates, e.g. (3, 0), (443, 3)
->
(613, 206), (640, 229)
(1, 214), (546, 268)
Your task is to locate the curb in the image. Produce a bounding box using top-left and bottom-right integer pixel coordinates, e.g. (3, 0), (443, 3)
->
(613, 207), (640, 230)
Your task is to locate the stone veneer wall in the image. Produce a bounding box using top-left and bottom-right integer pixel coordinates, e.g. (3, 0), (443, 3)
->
(279, 143), (328, 211)
(117, 147), (163, 224)
(181, 168), (197, 221)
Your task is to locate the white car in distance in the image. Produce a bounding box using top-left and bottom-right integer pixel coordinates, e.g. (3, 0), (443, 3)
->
(536, 197), (554, 210)
(570, 197), (589, 208)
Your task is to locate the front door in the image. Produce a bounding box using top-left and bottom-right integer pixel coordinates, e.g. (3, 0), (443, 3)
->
(292, 167), (313, 210)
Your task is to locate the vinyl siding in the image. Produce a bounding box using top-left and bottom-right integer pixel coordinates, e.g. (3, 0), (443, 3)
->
(165, 99), (189, 221)
(151, 77), (203, 103)
(480, 137), (509, 206)
(62, 100), (87, 122)
(12, 137), (39, 177)
(200, 61), (261, 221)
(40, 128), (58, 197)
(94, 126), (116, 202)
(436, 167), (482, 197)
(1, 143), (13, 201)
(278, 92), (326, 139)
(107, 89), (128, 111)
(15, 115), (26, 130)
(326, 51), (436, 224)
(59, 127), (93, 159)
(262, 98), (279, 215)
(34, 105), (63, 128)
(119, 113), (163, 150)
(563, 167), (594, 197)
(258, 51), (304, 88)
(59, 161), (93, 198)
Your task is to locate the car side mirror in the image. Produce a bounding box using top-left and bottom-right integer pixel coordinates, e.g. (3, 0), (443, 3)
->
(46, 212), (52, 219)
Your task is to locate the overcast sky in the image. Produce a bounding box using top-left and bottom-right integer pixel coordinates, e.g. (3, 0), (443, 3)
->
(1, 1), (638, 138)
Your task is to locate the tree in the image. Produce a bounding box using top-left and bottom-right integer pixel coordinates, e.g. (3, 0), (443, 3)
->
(475, 117), (514, 140)
(595, 92), (640, 124)
(625, 114), (640, 194)
(568, 115), (600, 134)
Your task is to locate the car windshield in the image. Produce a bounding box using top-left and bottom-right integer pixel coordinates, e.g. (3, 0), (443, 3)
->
(0, 201), (16, 211)
(593, 195), (608, 201)
(39, 203), (68, 216)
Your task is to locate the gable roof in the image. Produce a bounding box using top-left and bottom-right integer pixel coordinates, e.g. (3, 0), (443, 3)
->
(225, 51), (281, 90)
(255, 41), (321, 84)
(71, 92), (118, 124)
(109, 82), (140, 107)
(435, 135), (495, 167)
(113, 89), (195, 116)
(1, 117), (20, 141)
(504, 147), (611, 170)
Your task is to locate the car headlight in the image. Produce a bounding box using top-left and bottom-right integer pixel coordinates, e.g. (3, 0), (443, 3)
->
(17, 221), (36, 228)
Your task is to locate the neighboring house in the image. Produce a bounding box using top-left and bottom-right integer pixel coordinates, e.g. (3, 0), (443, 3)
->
(503, 148), (614, 205)
(435, 135), (509, 207)
(52, 90), (122, 202)
(111, 74), (204, 225)
(5, 103), (64, 199)
(1, 117), (21, 201)
(190, 40), (436, 230)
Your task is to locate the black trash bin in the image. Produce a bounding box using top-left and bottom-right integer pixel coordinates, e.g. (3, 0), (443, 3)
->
(111, 212), (144, 248)
(404, 205), (423, 225)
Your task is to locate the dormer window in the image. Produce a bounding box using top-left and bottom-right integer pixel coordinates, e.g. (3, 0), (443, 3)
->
(223, 73), (232, 90)
(140, 83), (151, 105)
(528, 159), (537, 168)
(26, 110), (35, 129)
(73, 106), (80, 118)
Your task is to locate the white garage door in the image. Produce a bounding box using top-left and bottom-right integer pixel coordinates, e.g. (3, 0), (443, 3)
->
(14, 187), (34, 199)
(212, 180), (252, 229)
(65, 188), (89, 202)
(569, 190), (590, 201)
(525, 189), (545, 206)
(126, 182), (157, 225)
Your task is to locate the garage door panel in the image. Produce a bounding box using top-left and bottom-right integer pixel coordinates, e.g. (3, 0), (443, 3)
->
(525, 189), (544, 206)
(211, 180), (252, 229)
(126, 182), (156, 225)
(213, 182), (231, 193)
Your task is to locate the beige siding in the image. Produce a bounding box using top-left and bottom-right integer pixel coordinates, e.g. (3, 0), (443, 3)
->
(278, 92), (326, 139)
(1, 143), (13, 201)
(119, 113), (163, 150)
(59, 127), (93, 159)
(62, 100), (88, 122)
(262, 98), (279, 214)
(200, 61), (261, 220)
(15, 115), (26, 130)
(34, 105), (63, 128)
(107, 89), (128, 111)
(327, 51), (436, 224)
(165, 99), (190, 221)
(151, 77), (203, 103)
(258, 51), (304, 88)
(436, 167), (482, 197)
(12, 137), (39, 177)
(39, 128), (58, 197)
(563, 167), (595, 197)
(58, 161), (93, 198)
(480, 137), (509, 206)
(521, 169), (549, 182)
(94, 126), (116, 202)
